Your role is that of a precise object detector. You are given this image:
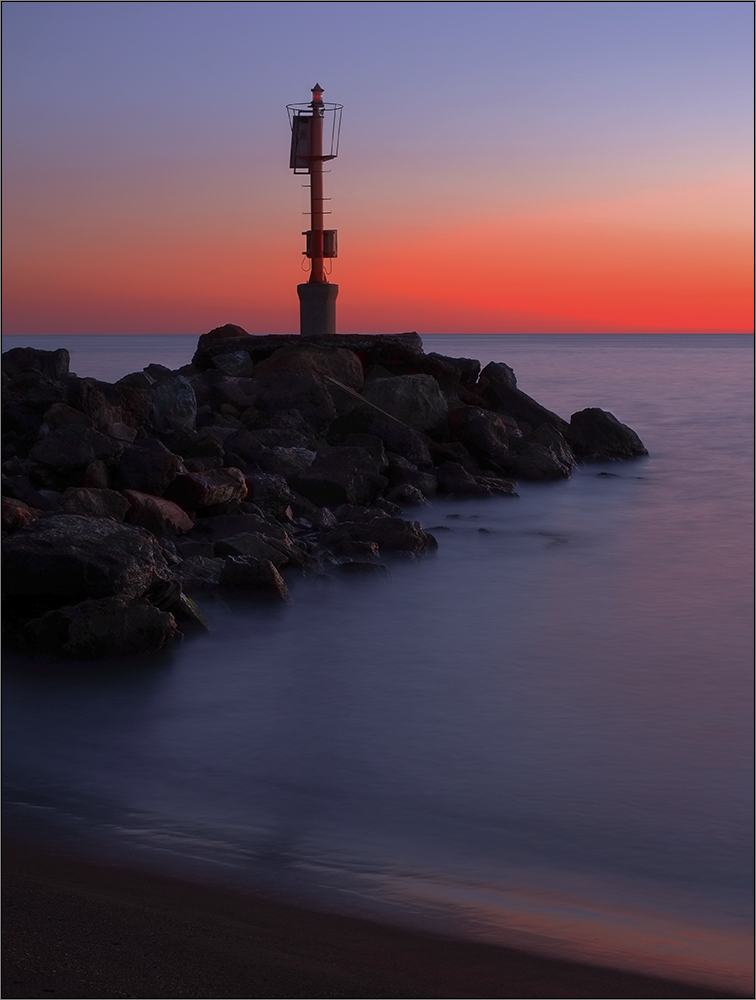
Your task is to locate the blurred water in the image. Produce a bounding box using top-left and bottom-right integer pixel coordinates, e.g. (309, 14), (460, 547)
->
(3, 334), (753, 991)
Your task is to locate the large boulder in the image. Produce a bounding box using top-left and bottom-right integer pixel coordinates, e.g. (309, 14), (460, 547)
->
(288, 446), (388, 508)
(245, 369), (337, 432)
(22, 598), (174, 658)
(329, 409), (432, 468)
(219, 556), (292, 601)
(2, 347), (70, 381)
(435, 462), (517, 497)
(253, 344), (364, 391)
(150, 376), (197, 435)
(509, 425), (575, 480)
(60, 487), (131, 521)
(2, 514), (172, 600)
(121, 490), (195, 535)
(427, 353), (481, 385)
(23, 596), (179, 659)
(478, 362), (568, 433)
(116, 440), (186, 495)
(566, 408), (648, 460)
(29, 425), (123, 473)
(362, 374), (448, 434)
(164, 467), (248, 512)
(322, 517), (438, 557)
(449, 406), (521, 473)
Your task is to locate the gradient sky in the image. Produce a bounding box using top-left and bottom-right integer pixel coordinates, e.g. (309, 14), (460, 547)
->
(2, 1), (753, 335)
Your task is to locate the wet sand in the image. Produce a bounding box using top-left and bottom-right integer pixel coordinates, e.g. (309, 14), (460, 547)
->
(2, 841), (747, 1000)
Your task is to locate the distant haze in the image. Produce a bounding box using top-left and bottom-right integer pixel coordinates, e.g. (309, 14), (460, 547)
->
(2, 1), (753, 335)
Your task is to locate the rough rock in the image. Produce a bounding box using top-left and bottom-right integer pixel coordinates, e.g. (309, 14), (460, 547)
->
(29, 425), (124, 473)
(509, 425), (576, 481)
(151, 376), (197, 435)
(479, 361), (568, 433)
(449, 406), (521, 473)
(219, 556), (292, 601)
(3, 514), (172, 600)
(253, 344), (364, 391)
(322, 517), (437, 556)
(164, 467), (248, 512)
(24, 596), (179, 659)
(210, 351), (255, 377)
(2, 347), (70, 381)
(116, 440), (186, 495)
(60, 487), (132, 521)
(121, 490), (195, 535)
(174, 555), (224, 590)
(427, 352), (481, 385)
(2, 496), (39, 531)
(566, 408), (648, 460)
(362, 374), (448, 434)
(435, 462), (517, 497)
(245, 369), (337, 431)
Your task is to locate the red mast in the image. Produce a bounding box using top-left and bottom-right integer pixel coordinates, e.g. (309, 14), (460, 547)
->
(287, 84), (342, 337)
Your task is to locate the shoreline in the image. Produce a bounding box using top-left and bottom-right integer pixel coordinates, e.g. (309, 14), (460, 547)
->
(3, 839), (747, 1000)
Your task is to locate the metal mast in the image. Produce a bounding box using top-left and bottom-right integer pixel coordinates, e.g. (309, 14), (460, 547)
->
(287, 84), (342, 337)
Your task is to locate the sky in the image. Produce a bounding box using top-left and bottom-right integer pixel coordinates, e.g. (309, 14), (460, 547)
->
(2, 0), (753, 336)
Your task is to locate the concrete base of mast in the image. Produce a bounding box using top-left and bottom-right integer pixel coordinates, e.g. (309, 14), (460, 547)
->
(297, 283), (338, 338)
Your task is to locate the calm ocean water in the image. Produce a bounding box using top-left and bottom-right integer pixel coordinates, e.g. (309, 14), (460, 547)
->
(3, 334), (753, 992)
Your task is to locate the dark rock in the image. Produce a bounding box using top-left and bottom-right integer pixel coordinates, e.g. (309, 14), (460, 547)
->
(246, 370), (338, 432)
(210, 351), (255, 377)
(164, 467), (248, 512)
(386, 483), (428, 505)
(329, 409), (432, 468)
(243, 473), (295, 518)
(116, 441), (186, 495)
(362, 374), (448, 434)
(328, 539), (381, 559)
(214, 532), (290, 567)
(436, 462), (517, 497)
(509, 424), (576, 481)
(24, 596), (179, 659)
(3, 514), (172, 600)
(41, 402), (93, 433)
(289, 446), (388, 508)
(29, 425), (124, 472)
(60, 487), (131, 521)
(322, 517), (437, 556)
(2, 347), (70, 381)
(83, 460), (111, 489)
(566, 408), (648, 460)
(332, 504), (390, 524)
(219, 556), (292, 601)
(2, 495), (39, 531)
(344, 434), (388, 468)
(253, 343), (364, 391)
(190, 512), (290, 544)
(427, 352), (481, 385)
(479, 362), (568, 433)
(174, 555), (224, 590)
(2, 475), (61, 511)
(449, 407), (521, 473)
(151, 377), (197, 435)
(121, 490), (195, 534)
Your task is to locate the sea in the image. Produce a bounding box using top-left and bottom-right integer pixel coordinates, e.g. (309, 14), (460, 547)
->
(2, 333), (753, 993)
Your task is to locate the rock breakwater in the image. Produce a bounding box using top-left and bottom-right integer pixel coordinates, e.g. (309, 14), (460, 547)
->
(2, 328), (647, 659)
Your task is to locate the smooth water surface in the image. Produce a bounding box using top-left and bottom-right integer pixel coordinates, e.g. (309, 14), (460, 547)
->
(3, 334), (753, 991)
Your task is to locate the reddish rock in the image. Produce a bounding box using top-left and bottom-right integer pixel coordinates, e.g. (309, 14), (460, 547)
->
(1, 496), (39, 531)
(164, 467), (248, 512)
(121, 490), (195, 535)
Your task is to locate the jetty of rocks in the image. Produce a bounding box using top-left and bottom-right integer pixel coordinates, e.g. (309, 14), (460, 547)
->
(2, 327), (647, 659)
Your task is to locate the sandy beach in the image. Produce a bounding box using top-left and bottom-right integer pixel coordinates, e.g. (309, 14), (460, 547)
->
(3, 840), (746, 1000)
